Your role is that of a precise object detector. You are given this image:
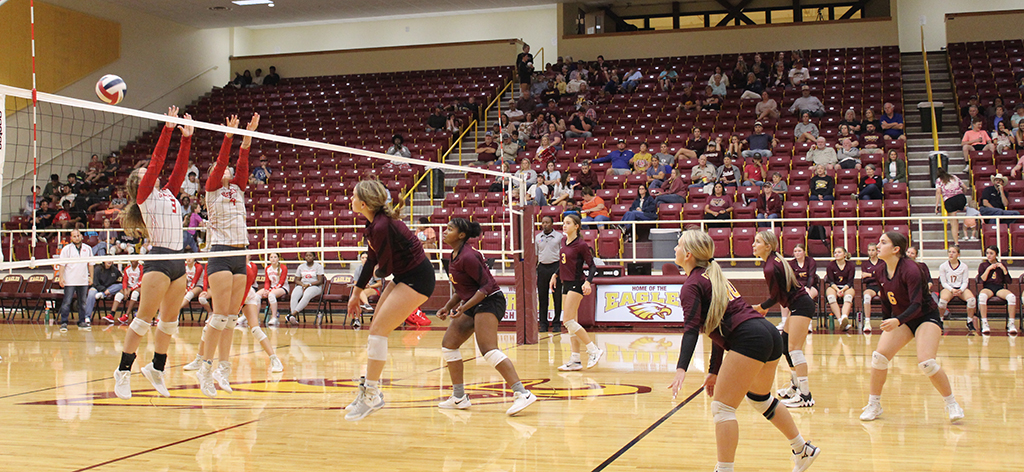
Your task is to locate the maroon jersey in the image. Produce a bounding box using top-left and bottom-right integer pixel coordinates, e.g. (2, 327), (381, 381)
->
(761, 252), (809, 309)
(880, 257), (939, 324)
(825, 260), (856, 288)
(559, 236), (595, 283)
(917, 261), (933, 289)
(862, 259), (884, 288)
(790, 257), (819, 288)
(677, 267), (763, 374)
(977, 261), (1011, 290)
(356, 212), (427, 289)
(445, 244), (500, 301)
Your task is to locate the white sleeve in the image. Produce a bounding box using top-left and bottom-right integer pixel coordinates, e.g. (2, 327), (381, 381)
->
(315, 263), (324, 277)
(939, 263), (954, 291)
(959, 264), (970, 291)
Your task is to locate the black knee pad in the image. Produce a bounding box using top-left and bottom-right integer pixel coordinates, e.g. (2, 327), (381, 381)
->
(781, 331), (794, 368)
(746, 392), (779, 421)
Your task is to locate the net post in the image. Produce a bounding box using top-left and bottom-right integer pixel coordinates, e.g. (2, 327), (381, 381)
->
(514, 204), (538, 345)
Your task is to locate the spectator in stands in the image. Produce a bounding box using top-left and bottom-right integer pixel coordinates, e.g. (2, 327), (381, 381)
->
(630, 143), (654, 173)
(181, 171), (201, 199)
(742, 122), (777, 159)
(768, 61), (788, 89)
(960, 105), (984, 133)
(755, 184), (782, 227)
(425, 106), (447, 133)
(592, 139), (634, 178)
(620, 185), (657, 235)
(622, 68), (643, 93)
(852, 164), (884, 200)
(708, 67), (729, 94)
(884, 149), (907, 183)
(530, 74), (548, 98)
(501, 134), (520, 164)
(57, 229), (93, 331)
(994, 120), (1015, 154)
(755, 92), (780, 122)
(836, 138), (861, 170)
(839, 108), (862, 134)
(962, 119), (995, 173)
(1016, 120), (1024, 152)
(52, 201), (80, 230)
(676, 83), (700, 112)
(716, 155), (741, 187)
(539, 160), (561, 189)
(654, 168), (686, 205)
(565, 111), (594, 139)
(658, 67), (678, 91)
(23, 186), (40, 216)
(935, 166), (968, 242)
(740, 72), (764, 100)
(517, 90), (537, 115)
(689, 154), (716, 189)
(229, 70), (252, 89)
(861, 107), (881, 132)
(960, 94), (983, 119)
(788, 60), (810, 87)
(836, 123), (860, 148)
(701, 86), (722, 111)
(880, 102), (905, 142)
(84, 154), (104, 183)
(1011, 103), (1024, 128)
(32, 200), (55, 238)
(675, 126), (707, 160)
(987, 96), (1005, 119)
(768, 171), (788, 194)
(474, 133), (498, 166)
(575, 160), (600, 190)
(514, 157), (537, 190)
(534, 136), (556, 163)
(654, 142), (675, 168)
(807, 137), (839, 171)
(249, 157), (271, 186)
(500, 100), (523, 125)
(386, 134), (412, 158)
(262, 66), (280, 86)
(544, 123), (564, 149)
(979, 174), (1019, 223)
(646, 156), (671, 190)
(724, 135), (743, 157)
(860, 122), (884, 154)
(794, 112), (819, 143)
(580, 186), (611, 228)
(992, 105), (1007, 131)
(101, 154), (119, 182)
(702, 182), (733, 228)
(445, 113), (463, 135)
(809, 165), (835, 201)
(789, 85), (824, 117)
(517, 44), (534, 94)
(742, 155), (767, 187)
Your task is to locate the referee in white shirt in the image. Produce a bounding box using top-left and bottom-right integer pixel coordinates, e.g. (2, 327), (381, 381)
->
(58, 229), (94, 332)
(535, 216), (564, 332)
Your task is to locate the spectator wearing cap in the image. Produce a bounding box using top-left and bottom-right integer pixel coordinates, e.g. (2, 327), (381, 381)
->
(755, 92), (780, 122)
(879, 102), (905, 142)
(741, 122), (777, 159)
(500, 134), (520, 164)
(789, 85), (824, 117)
(386, 134), (412, 158)
(1010, 103), (1024, 129)
(788, 60), (810, 87)
(474, 133), (499, 165)
(979, 173), (1019, 223)
(592, 140), (634, 178)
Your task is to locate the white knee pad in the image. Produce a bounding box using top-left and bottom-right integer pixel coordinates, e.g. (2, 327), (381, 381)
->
(937, 299), (948, 310)
(966, 297), (977, 309)
(114, 292), (125, 303)
(201, 323), (216, 342)
(156, 320), (178, 336)
(843, 294), (854, 304)
(483, 349), (509, 368)
(978, 292), (989, 306)
(130, 291), (140, 302)
(184, 291), (195, 302)
(207, 314), (230, 330)
(564, 319), (583, 334)
(710, 400), (737, 424)
(871, 351), (890, 370)
(269, 293), (278, 304)
(251, 326), (268, 342)
(745, 393), (780, 421)
(827, 294), (838, 304)
(367, 334), (388, 361)
(919, 358), (941, 377)
(789, 349), (806, 366)
(129, 317), (150, 336)
(198, 295), (209, 305)
(1006, 294), (1016, 305)
(225, 316), (237, 330)
(441, 347), (462, 364)
(864, 294), (873, 306)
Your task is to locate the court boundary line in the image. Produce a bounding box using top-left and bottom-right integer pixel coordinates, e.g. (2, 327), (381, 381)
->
(591, 386), (704, 472)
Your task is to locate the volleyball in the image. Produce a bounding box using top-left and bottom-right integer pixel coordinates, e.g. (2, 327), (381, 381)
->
(95, 74), (127, 105)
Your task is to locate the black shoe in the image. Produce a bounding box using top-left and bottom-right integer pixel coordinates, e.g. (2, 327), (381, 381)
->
(539, 325), (549, 332)
(550, 326), (561, 333)
(59, 323), (68, 333)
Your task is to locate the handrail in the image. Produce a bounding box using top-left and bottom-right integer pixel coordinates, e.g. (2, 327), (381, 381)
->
(483, 79), (514, 133)
(921, 24), (949, 252)
(535, 47), (545, 72)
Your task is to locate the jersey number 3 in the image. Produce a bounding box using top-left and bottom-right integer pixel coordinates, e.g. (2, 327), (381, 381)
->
(561, 253), (567, 264)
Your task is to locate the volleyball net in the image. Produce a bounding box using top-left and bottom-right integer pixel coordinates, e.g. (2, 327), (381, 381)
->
(0, 83), (528, 273)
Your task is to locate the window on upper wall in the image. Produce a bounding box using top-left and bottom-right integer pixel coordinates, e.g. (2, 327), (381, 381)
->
(649, 17), (674, 30)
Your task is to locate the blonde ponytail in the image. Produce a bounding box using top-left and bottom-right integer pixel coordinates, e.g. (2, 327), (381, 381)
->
(757, 230), (800, 291)
(119, 169), (148, 239)
(354, 180), (403, 219)
(681, 230), (733, 333)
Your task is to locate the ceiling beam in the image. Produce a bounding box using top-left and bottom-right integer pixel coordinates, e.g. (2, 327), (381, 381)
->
(714, 0), (756, 26)
(839, 0), (871, 20)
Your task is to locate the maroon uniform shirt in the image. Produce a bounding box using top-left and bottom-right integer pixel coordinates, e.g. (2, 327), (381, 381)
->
(761, 252), (809, 309)
(677, 267), (763, 374)
(356, 212), (426, 289)
(862, 258), (884, 289)
(445, 244), (500, 301)
(977, 260), (1011, 291)
(825, 260), (856, 288)
(790, 257), (819, 288)
(559, 236), (595, 283)
(880, 257), (939, 325)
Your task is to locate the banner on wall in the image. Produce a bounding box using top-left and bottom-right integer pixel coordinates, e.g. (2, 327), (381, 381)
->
(595, 284), (685, 323)
(497, 285), (558, 323)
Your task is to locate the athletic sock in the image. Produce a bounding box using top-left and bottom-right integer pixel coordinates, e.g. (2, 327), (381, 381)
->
(943, 394), (957, 406)
(364, 379), (379, 389)
(868, 394), (881, 405)
(790, 370), (798, 389)
(797, 376), (810, 395)
(715, 462), (734, 472)
(789, 433), (806, 454)
(510, 381), (528, 395)
(570, 352), (581, 363)
(585, 342), (599, 354)
(152, 352), (167, 371)
(453, 384), (465, 398)
(118, 352), (137, 372)
(218, 360), (231, 369)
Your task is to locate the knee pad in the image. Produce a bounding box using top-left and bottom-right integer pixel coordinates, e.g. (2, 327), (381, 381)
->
(207, 314), (230, 330)
(367, 334), (388, 361)
(201, 323), (216, 343)
(966, 297), (977, 309)
(746, 392), (780, 421)
(130, 291), (140, 302)
(198, 295), (209, 305)
(269, 293), (278, 304)
(156, 320), (178, 336)
(114, 292), (125, 303)
(937, 299), (948, 310)
(225, 316), (237, 330)
(129, 317), (150, 336)
(789, 349), (806, 367)
(564, 319), (583, 334)
(979, 293), (989, 306)
(251, 326), (268, 342)
(184, 291), (195, 302)
(843, 294), (854, 304)
(919, 358), (941, 377)
(710, 401), (737, 424)
(483, 349), (509, 368)
(864, 294), (873, 306)
(871, 351), (890, 370)
(827, 294), (838, 304)
(441, 347), (462, 364)
(1006, 294), (1016, 305)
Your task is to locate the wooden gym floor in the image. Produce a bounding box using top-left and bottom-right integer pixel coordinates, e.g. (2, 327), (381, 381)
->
(0, 323), (1021, 471)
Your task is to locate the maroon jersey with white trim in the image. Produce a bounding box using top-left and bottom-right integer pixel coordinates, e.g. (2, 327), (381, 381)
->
(559, 236), (595, 282)
(977, 261), (1010, 289)
(825, 260), (856, 287)
(446, 244), (500, 301)
(879, 257), (938, 324)
(790, 257), (818, 288)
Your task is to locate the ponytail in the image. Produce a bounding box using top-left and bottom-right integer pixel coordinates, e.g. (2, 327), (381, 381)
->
(450, 217), (482, 240)
(757, 230), (800, 291)
(119, 169), (148, 239)
(354, 180), (402, 219)
(680, 230), (733, 333)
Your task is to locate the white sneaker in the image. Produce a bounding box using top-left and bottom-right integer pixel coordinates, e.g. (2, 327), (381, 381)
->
(345, 385), (385, 421)
(946, 402), (965, 422)
(183, 354), (202, 371)
(777, 384), (798, 400)
(840, 316), (852, 331)
(791, 442), (821, 472)
(860, 402), (882, 421)
(784, 393), (815, 408)
(267, 316), (279, 326)
(776, 320), (786, 331)
(586, 348), (604, 369)
(195, 362), (217, 398)
(114, 369), (132, 400)
(506, 391), (537, 416)
(981, 319), (991, 335)
(213, 363), (233, 393)
(1008, 319), (1018, 335)
(141, 363), (170, 397)
(862, 320), (872, 334)
(345, 377), (366, 411)
(269, 355), (284, 373)
(557, 361), (583, 371)
(438, 394), (471, 410)
(962, 164), (971, 174)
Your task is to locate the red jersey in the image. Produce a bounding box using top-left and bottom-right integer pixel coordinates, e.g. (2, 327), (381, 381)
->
(138, 125), (191, 251)
(879, 257), (939, 324)
(264, 264), (287, 290)
(559, 236), (595, 283)
(977, 261), (1011, 290)
(356, 211), (426, 289)
(825, 260), (855, 288)
(761, 252), (809, 309)
(677, 266), (763, 374)
(862, 258), (884, 288)
(123, 264), (143, 291)
(445, 244), (500, 301)
(185, 262), (205, 291)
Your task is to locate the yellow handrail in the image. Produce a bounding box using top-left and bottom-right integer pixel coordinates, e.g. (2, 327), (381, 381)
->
(536, 47), (545, 72)
(484, 79), (514, 133)
(922, 25), (949, 249)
